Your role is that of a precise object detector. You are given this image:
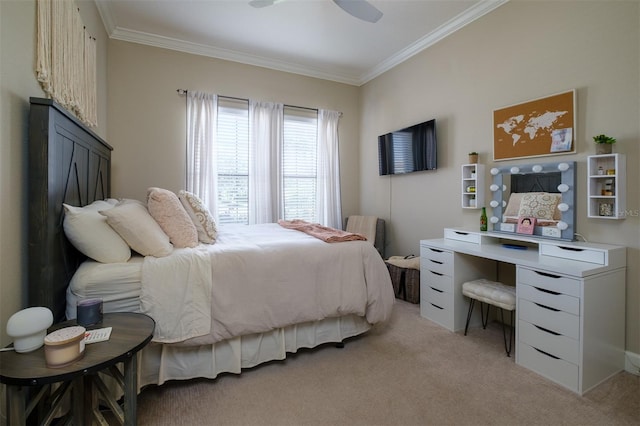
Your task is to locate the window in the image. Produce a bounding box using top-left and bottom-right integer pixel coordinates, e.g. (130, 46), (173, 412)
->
(215, 98), (318, 225)
(216, 98), (249, 225)
(282, 107), (318, 222)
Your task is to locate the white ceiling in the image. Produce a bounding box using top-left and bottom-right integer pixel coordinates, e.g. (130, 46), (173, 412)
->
(95, 0), (508, 86)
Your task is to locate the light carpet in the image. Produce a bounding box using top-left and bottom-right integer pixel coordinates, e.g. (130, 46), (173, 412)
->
(136, 300), (639, 425)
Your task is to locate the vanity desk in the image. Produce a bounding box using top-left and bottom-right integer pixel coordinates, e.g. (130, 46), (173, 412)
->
(420, 228), (626, 395)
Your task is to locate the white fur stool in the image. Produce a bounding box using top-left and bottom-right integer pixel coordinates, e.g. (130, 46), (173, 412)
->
(462, 278), (516, 356)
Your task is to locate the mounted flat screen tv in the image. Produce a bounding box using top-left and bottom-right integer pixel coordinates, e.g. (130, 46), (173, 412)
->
(378, 119), (437, 176)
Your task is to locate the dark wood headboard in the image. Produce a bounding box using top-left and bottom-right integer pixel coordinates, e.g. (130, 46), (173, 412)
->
(28, 97), (112, 323)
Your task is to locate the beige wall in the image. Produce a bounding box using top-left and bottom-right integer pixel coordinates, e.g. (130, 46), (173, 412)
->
(0, 0), (108, 346)
(360, 1), (640, 353)
(107, 41), (361, 217)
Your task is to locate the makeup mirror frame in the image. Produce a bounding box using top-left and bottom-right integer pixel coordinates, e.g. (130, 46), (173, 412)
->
(489, 161), (576, 241)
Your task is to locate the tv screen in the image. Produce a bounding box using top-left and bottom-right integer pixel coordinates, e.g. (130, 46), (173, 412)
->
(378, 119), (437, 176)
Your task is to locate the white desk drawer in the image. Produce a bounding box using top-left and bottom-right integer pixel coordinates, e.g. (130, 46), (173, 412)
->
(422, 284), (450, 307)
(519, 299), (580, 340)
(420, 299), (453, 330)
(518, 267), (580, 297)
(518, 342), (579, 392)
(421, 257), (452, 276)
(540, 244), (605, 265)
(421, 269), (452, 293)
(420, 246), (453, 264)
(444, 229), (481, 244)
(518, 283), (580, 316)
(518, 320), (580, 364)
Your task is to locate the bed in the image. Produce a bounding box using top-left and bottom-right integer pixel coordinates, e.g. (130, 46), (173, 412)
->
(27, 97), (394, 390)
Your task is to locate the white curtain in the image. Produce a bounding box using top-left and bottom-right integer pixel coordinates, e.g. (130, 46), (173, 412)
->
(249, 101), (283, 224)
(186, 91), (219, 219)
(316, 110), (342, 229)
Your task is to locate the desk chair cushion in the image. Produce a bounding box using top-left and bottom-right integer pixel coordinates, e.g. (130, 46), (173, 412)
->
(462, 279), (516, 311)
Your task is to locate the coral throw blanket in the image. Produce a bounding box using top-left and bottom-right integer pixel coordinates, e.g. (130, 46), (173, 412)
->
(278, 219), (367, 243)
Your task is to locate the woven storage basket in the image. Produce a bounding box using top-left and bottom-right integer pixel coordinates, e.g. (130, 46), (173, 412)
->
(385, 262), (420, 304)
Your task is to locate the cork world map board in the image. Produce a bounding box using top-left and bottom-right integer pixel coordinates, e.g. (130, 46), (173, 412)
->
(493, 90), (576, 161)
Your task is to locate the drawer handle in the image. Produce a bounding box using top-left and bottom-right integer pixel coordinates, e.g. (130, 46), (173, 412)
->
(533, 286), (561, 296)
(533, 270), (562, 279)
(534, 302), (560, 312)
(454, 231), (469, 236)
(557, 246), (584, 252)
(429, 248), (444, 253)
(430, 303), (444, 310)
(534, 325), (561, 336)
(430, 260), (443, 265)
(430, 287), (443, 293)
(533, 347), (560, 360)
(429, 271), (443, 276)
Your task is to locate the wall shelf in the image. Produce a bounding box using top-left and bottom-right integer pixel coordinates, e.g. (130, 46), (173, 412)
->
(587, 154), (626, 219)
(461, 164), (484, 209)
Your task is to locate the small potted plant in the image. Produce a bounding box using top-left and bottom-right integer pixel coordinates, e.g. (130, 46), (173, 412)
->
(468, 151), (479, 164)
(593, 134), (616, 155)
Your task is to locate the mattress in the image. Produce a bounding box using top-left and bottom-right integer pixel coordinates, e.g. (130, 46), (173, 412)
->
(66, 256), (144, 319)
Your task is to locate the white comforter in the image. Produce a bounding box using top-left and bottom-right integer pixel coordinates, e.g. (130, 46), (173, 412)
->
(141, 223), (394, 345)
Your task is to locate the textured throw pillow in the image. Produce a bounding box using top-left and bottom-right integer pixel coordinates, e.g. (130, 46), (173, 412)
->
(518, 192), (559, 221)
(178, 190), (218, 244)
(63, 201), (131, 263)
(147, 187), (199, 248)
(100, 201), (173, 257)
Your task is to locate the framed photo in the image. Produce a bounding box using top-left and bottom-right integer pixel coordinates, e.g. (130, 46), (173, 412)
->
(493, 90), (576, 161)
(517, 217), (536, 235)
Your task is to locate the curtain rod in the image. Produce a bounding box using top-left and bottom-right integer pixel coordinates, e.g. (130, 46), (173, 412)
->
(176, 89), (342, 116)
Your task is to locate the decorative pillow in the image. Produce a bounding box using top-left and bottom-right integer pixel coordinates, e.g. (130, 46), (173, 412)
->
(147, 187), (199, 248)
(100, 201), (173, 257)
(518, 192), (560, 221)
(503, 193), (525, 218)
(178, 190), (218, 244)
(63, 201), (131, 263)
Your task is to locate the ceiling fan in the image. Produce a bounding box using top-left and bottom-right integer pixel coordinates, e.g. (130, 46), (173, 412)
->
(249, 0), (383, 24)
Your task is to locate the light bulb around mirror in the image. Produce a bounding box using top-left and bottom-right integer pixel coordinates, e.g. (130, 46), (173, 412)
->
(502, 200), (507, 208)
(490, 216), (499, 224)
(490, 168), (500, 175)
(558, 162), (570, 171)
(557, 203), (569, 212)
(490, 184), (499, 192)
(557, 221), (568, 230)
(503, 184), (507, 191)
(532, 165), (543, 173)
(510, 167), (520, 174)
(557, 183), (569, 193)
(490, 200), (499, 208)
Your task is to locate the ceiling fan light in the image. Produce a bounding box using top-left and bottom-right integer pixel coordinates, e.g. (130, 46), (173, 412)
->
(333, 0), (383, 23)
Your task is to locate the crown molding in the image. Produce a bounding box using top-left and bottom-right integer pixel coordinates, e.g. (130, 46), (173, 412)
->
(97, 0), (509, 87)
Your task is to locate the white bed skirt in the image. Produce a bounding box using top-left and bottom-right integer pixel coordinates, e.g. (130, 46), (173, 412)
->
(132, 314), (372, 390)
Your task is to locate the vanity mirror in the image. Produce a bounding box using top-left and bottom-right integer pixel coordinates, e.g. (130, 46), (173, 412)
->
(489, 161), (576, 241)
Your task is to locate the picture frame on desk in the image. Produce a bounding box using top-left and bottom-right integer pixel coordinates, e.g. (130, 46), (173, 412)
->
(517, 217), (536, 234)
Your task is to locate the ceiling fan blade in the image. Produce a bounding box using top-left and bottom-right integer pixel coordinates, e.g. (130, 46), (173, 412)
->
(249, 0), (276, 8)
(332, 0), (383, 23)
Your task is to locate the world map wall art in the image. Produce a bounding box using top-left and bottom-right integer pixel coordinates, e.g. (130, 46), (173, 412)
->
(493, 89), (576, 161)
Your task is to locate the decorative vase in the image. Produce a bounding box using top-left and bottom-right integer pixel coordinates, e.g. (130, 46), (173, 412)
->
(468, 154), (478, 164)
(595, 144), (613, 155)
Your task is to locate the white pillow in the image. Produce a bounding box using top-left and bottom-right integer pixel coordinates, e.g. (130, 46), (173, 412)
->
(100, 201), (173, 257)
(147, 187), (198, 248)
(178, 190), (218, 244)
(63, 201), (131, 263)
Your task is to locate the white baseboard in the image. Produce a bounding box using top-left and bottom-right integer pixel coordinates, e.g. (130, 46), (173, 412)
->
(625, 350), (640, 376)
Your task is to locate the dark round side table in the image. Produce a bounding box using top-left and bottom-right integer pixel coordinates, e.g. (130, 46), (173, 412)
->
(0, 312), (155, 425)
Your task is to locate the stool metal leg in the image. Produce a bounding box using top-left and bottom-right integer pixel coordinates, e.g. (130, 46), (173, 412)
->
(500, 309), (514, 357)
(464, 299), (476, 336)
(481, 303), (489, 329)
